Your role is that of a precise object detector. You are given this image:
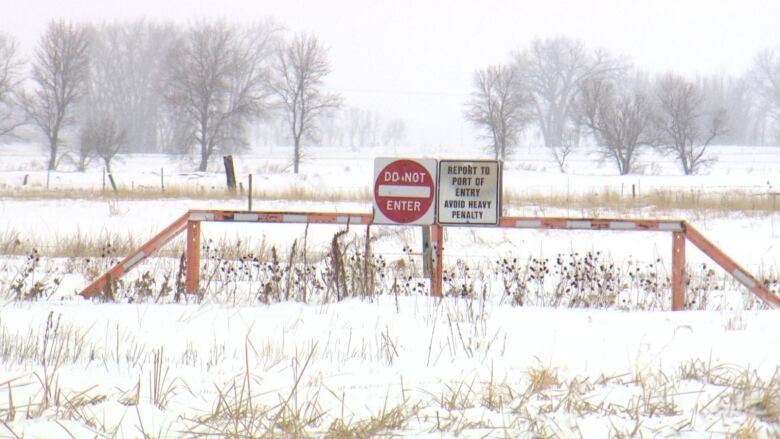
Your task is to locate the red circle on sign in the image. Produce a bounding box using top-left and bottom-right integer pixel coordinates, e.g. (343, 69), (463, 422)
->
(374, 159), (434, 223)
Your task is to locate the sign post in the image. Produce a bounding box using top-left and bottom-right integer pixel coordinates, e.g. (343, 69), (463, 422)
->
(374, 157), (440, 296)
(373, 158), (437, 225)
(437, 160), (501, 225)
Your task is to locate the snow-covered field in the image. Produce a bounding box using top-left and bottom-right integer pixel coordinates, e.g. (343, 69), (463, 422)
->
(1, 142), (780, 437)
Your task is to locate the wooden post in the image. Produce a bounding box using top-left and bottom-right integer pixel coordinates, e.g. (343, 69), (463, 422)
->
(422, 225), (432, 277)
(186, 220), (201, 295)
(160, 167), (165, 193)
(248, 174), (253, 211)
(672, 231), (686, 311)
(108, 173), (118, 193)
(430, 224), (443, 297)
(223, 155), (237, 193)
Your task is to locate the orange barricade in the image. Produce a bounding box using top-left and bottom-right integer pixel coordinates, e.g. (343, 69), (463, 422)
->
(80, 209), (780, 310)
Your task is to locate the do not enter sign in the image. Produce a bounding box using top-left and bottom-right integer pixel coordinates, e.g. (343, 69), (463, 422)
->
(373, 158), (437, 225)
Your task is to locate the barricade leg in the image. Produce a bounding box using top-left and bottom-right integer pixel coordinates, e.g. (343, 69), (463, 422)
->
(186, 220), (201, 294)
(672, 231), (686, 311)
(431, 224), (443, 297)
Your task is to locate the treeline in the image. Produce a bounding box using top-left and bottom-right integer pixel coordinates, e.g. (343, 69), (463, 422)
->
(4, 24), (780, 176)
(0, 19), (345, 173)
(466, 37), (780, 174)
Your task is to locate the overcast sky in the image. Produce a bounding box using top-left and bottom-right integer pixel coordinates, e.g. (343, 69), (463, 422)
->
(3, 0), (780, 148)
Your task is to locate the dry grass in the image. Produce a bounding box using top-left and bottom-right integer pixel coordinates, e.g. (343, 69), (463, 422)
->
(0, 184), (372, 203)
(2, 183), (780, 214)
(325, 399), (418, 439)
(2, 307), (780, 436)
(0, 228), (146, 258)
(505, 187), (780, 215)
(0, 229), (768, 311)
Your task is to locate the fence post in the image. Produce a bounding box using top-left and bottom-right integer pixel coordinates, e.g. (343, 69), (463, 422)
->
(223, 155), (237, 193)
(186, 220), (201, 295)
(248, 174), (253, 211)
(672, 231), (686, 311)
(108, 173), (118, 193)
(430, 224), (443, 297)
(422, 226), (432, 277)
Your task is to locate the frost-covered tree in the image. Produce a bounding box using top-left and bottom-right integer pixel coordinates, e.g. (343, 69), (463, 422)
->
(86, 20), (176, 153)
(382, 118), (407, 149)
(697, 75), (758, 146)
(23, 21), (90, 170)
(750, 49), (780, 120)
(514, 37), (625, 167)
(579, 75), (656, 175)
(464, 64), (530, 160)
(654, 73), (728, 175)
(79, 117), (126, 173)
(164, 20), (280, 171)
(272, 33), (341, 173)
(0, 32), (24, 140)
(749, 48), (780, 144)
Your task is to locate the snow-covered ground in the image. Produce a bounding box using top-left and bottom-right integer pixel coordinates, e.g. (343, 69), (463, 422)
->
(1, 142), (780, 437)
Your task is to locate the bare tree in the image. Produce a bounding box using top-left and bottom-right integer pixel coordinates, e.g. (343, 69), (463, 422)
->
(272, 33), (341, 173)
(748, 48), (780, 144)
(0, 32), (24, 140)
(23, 21), (90, 170)
(654, 73), (728, 175)
(164, 20), (280, 172)
(86, 20), (177, 153)
(79, 117), (126, 173)
(515, 37), (625, 166)
(750, 49), (780, 121)
(579, 76), (656, 175)
(699, 74), (759, 146)
(360, 110), (381, 147)
(464, 64), (530, 160)
(547, 126), (581, 173)
(383, 118), (407, 149)
(341, 107), (381, 149)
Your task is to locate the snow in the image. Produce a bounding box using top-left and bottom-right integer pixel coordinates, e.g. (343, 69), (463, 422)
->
(2, 298), (779, 436)
(1, 142), (780, 436)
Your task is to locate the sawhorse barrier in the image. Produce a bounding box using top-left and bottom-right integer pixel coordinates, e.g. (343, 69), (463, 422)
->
(80, 209), (780, 310)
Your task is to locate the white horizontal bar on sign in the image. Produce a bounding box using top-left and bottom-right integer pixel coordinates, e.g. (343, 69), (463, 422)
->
(377, 185), (431, 198)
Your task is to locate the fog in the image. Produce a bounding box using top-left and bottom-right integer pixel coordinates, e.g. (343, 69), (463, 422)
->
(3, 0), (779, 148)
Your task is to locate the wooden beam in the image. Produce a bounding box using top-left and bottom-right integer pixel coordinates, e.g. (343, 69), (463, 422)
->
(672, 232), (686, 311)
(185, 220), (201, 295)
(80, 212), (190, 298)
(684, 222), (780, 308)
